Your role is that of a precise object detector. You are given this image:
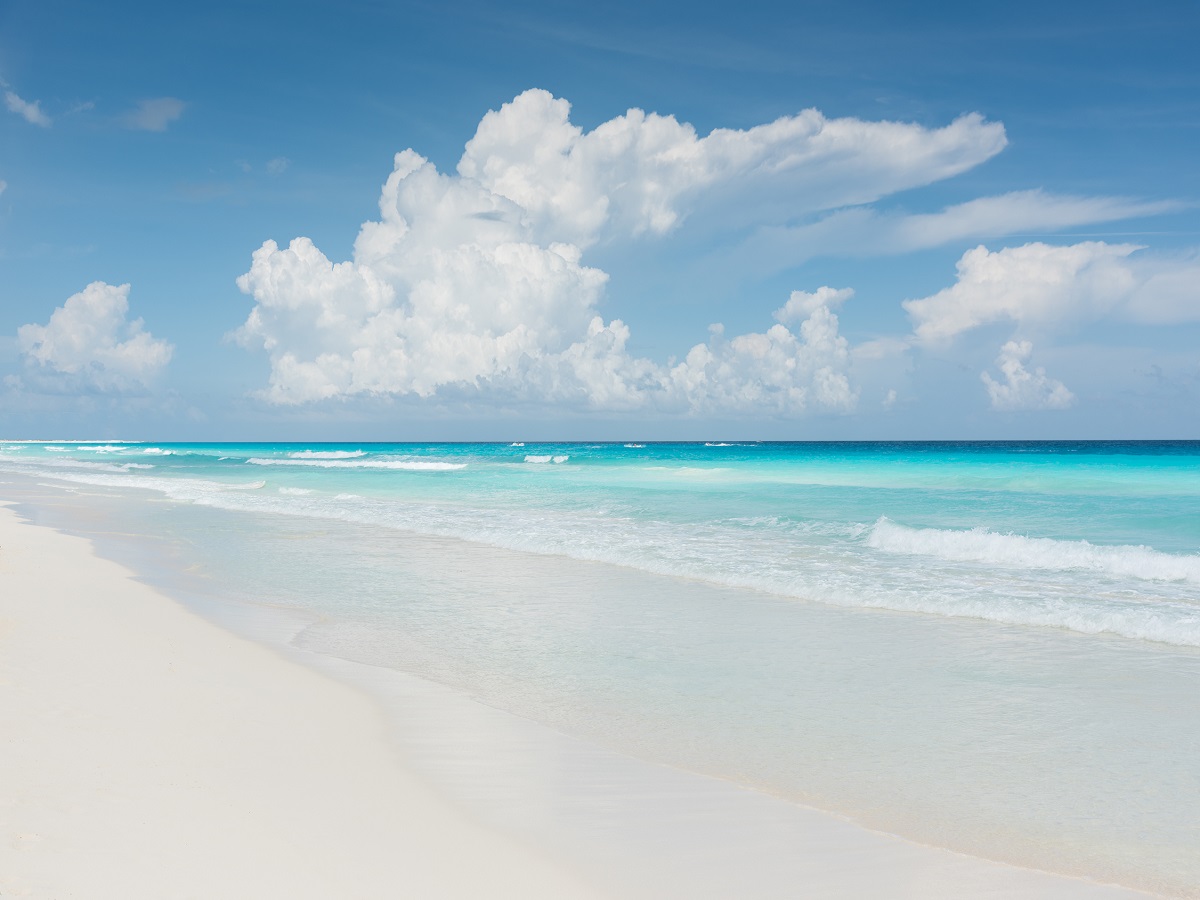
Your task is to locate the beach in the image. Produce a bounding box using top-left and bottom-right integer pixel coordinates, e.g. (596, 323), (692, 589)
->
(0, 502), (604, 899)
(5, 0), (1194, 892)
(1, 447), (1188, 898)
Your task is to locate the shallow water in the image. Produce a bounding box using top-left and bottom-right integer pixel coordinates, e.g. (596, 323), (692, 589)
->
(3, 441), (1198, 895)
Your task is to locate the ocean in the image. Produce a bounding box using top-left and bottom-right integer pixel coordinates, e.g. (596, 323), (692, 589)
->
(2, 440), (1198, 895)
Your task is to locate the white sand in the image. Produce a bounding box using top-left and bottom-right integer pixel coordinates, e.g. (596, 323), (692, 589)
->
(0, 499), (1160, 899)
(0, 503), (604, 899)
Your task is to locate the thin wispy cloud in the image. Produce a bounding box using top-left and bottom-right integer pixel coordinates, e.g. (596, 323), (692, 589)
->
(122, 97), (185, 132)
(5, 89), (51, 127)
(732, 191), (1180, 274)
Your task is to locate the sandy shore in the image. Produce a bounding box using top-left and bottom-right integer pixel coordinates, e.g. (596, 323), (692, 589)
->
(0, 503), (603, 899)
(0, 496), (1162, 899)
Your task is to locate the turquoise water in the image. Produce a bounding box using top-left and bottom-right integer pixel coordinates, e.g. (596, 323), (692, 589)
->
(3, 440), (1199, 894)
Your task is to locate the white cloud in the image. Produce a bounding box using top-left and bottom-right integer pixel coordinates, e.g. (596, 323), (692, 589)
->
(0, 179), (7, 195)
(981, 340), (1074, 411)
(5, 90), (50, 127)
(1123, 247), (1200, 325)
(775, 287), (853, 323)
(18, 282), (173, 391)
(500, 291), (858, 415)
(666, 298), (858, 415)
(903, 241), (1200, 342)
(122, 97), (185, 132)
(234, 89), (1012, 413)
(737, 191), (1176, 271)
(885, 192), (1177, 250)
(457, 89), (1006, 248)
(236, 223), (609, 404)
(266, 157), (290, 176)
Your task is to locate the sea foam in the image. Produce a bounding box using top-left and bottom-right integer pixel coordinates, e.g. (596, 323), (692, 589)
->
(5, 442), (1200, 648)
(869, 517), (1200, 584)
(287, 450), (365, 459)
(246, 458), (465, 471)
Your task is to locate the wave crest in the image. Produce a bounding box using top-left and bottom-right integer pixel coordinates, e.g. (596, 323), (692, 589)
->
(868, 517), (1200, 583)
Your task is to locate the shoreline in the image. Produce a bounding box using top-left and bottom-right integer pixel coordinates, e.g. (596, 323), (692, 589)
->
(0, 492), (1168, 898)
(0, 502), (604, 899)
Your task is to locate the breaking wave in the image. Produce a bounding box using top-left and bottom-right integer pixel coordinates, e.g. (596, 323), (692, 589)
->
(869, 517), (1200, 583)
(5, 449), (1200, 648)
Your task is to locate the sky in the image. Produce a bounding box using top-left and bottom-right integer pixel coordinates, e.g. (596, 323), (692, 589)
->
(1, 0), (1197, 440)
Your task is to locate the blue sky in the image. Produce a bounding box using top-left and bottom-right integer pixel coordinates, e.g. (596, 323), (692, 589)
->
(1, 0), (1197, 439)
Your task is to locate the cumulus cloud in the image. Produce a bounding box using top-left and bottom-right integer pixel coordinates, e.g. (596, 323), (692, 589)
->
(903, 241), (1200, 342)
(457, 89), (1006, 247)
(234, 89), (1012, 414)
(775, 287), (854, 322)
(18, 282), (173, 391)
(981, 340), (1074, 411)
(5, 89), (50, 127)
(522, 292), (859, 415)
(122, 97), (185, 132)
(666, 299), (858, 414)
